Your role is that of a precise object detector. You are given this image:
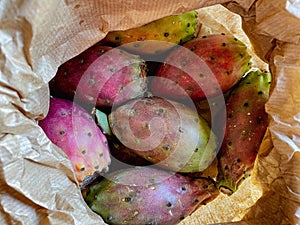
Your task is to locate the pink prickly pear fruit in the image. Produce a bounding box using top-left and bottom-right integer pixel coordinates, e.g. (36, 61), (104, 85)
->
(108, 96), (218, 173)
(150, 34), (252, 101)
(38, 98), (111, 184)
(84, 167), (219, 225)
(49, 43), (147, 108)
(216, 70), (271, 194)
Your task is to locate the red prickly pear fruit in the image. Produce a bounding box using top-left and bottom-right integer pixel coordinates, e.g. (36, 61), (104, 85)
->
(49, 44), (147, 108)
(38, 98), (111, 184)
(150, 34), (252, 101)
(216, 70), (271, 194)
(108, 96), (218, 173)
(84, 167), (219, 225)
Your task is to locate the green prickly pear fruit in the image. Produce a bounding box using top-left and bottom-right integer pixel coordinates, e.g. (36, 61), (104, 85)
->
(84, 167), (219, 225)
(216, 70), (271, 194)
(101, 10), (200, 55)
(108, 96), (218, 173)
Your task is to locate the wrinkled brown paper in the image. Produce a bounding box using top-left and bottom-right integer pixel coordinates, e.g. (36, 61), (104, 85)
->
(0, 0), (299, 224)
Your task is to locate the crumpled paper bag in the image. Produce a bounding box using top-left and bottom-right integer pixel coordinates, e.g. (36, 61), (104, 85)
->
(0, 0), (299, 224)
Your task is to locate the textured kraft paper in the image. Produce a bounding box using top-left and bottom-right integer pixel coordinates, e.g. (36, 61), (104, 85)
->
(0, 0), (299, 225)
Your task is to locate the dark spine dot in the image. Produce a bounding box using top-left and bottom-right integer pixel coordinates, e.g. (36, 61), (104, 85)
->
(187, 23), (190, 27)
(222, 42), (226, 46)
(82, 150), (86, 154)
(94, 165), (99, 170)
(124, 197), (131, 202)
(80, 167), (85, 171)
(236, 158), (241, 163)
(258, 91), (263, 95)
(87, 132), (92, 137)
(164, 32), (169, 37)
(257, 116), (263, 124)
(202, 35), (207, 38)
(115, 36), (120, 41)
(228, 141), (232, 146)
(166, 202), (172, 207)
(59, 130), (65, 135)
(210, 56), (215, 61)
(164, 144), (171, 151)
(199, 73), (204, 77)
(99, 153), (104, 157)
(107, 215), (113, 221)
(243, 102), (249, 107)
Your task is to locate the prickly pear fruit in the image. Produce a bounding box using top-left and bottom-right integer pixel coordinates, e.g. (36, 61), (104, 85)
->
(101, 10), (199, 55)
(38, 98), (111, 184)
(84, 167), (219, 225)
(150, 34), (252, 100)
(49, 44), (147, 108)
(216, 70), (271, 194)
(108, 96), (218, 173)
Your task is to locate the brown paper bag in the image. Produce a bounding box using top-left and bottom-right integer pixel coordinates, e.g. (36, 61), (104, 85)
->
(1, 0), (299, 224)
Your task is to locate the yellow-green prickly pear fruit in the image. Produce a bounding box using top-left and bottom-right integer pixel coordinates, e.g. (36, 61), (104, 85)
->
(101, 10), (200, 55)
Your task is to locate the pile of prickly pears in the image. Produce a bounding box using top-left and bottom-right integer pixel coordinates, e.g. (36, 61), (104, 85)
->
(39, 9), (271, 225)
